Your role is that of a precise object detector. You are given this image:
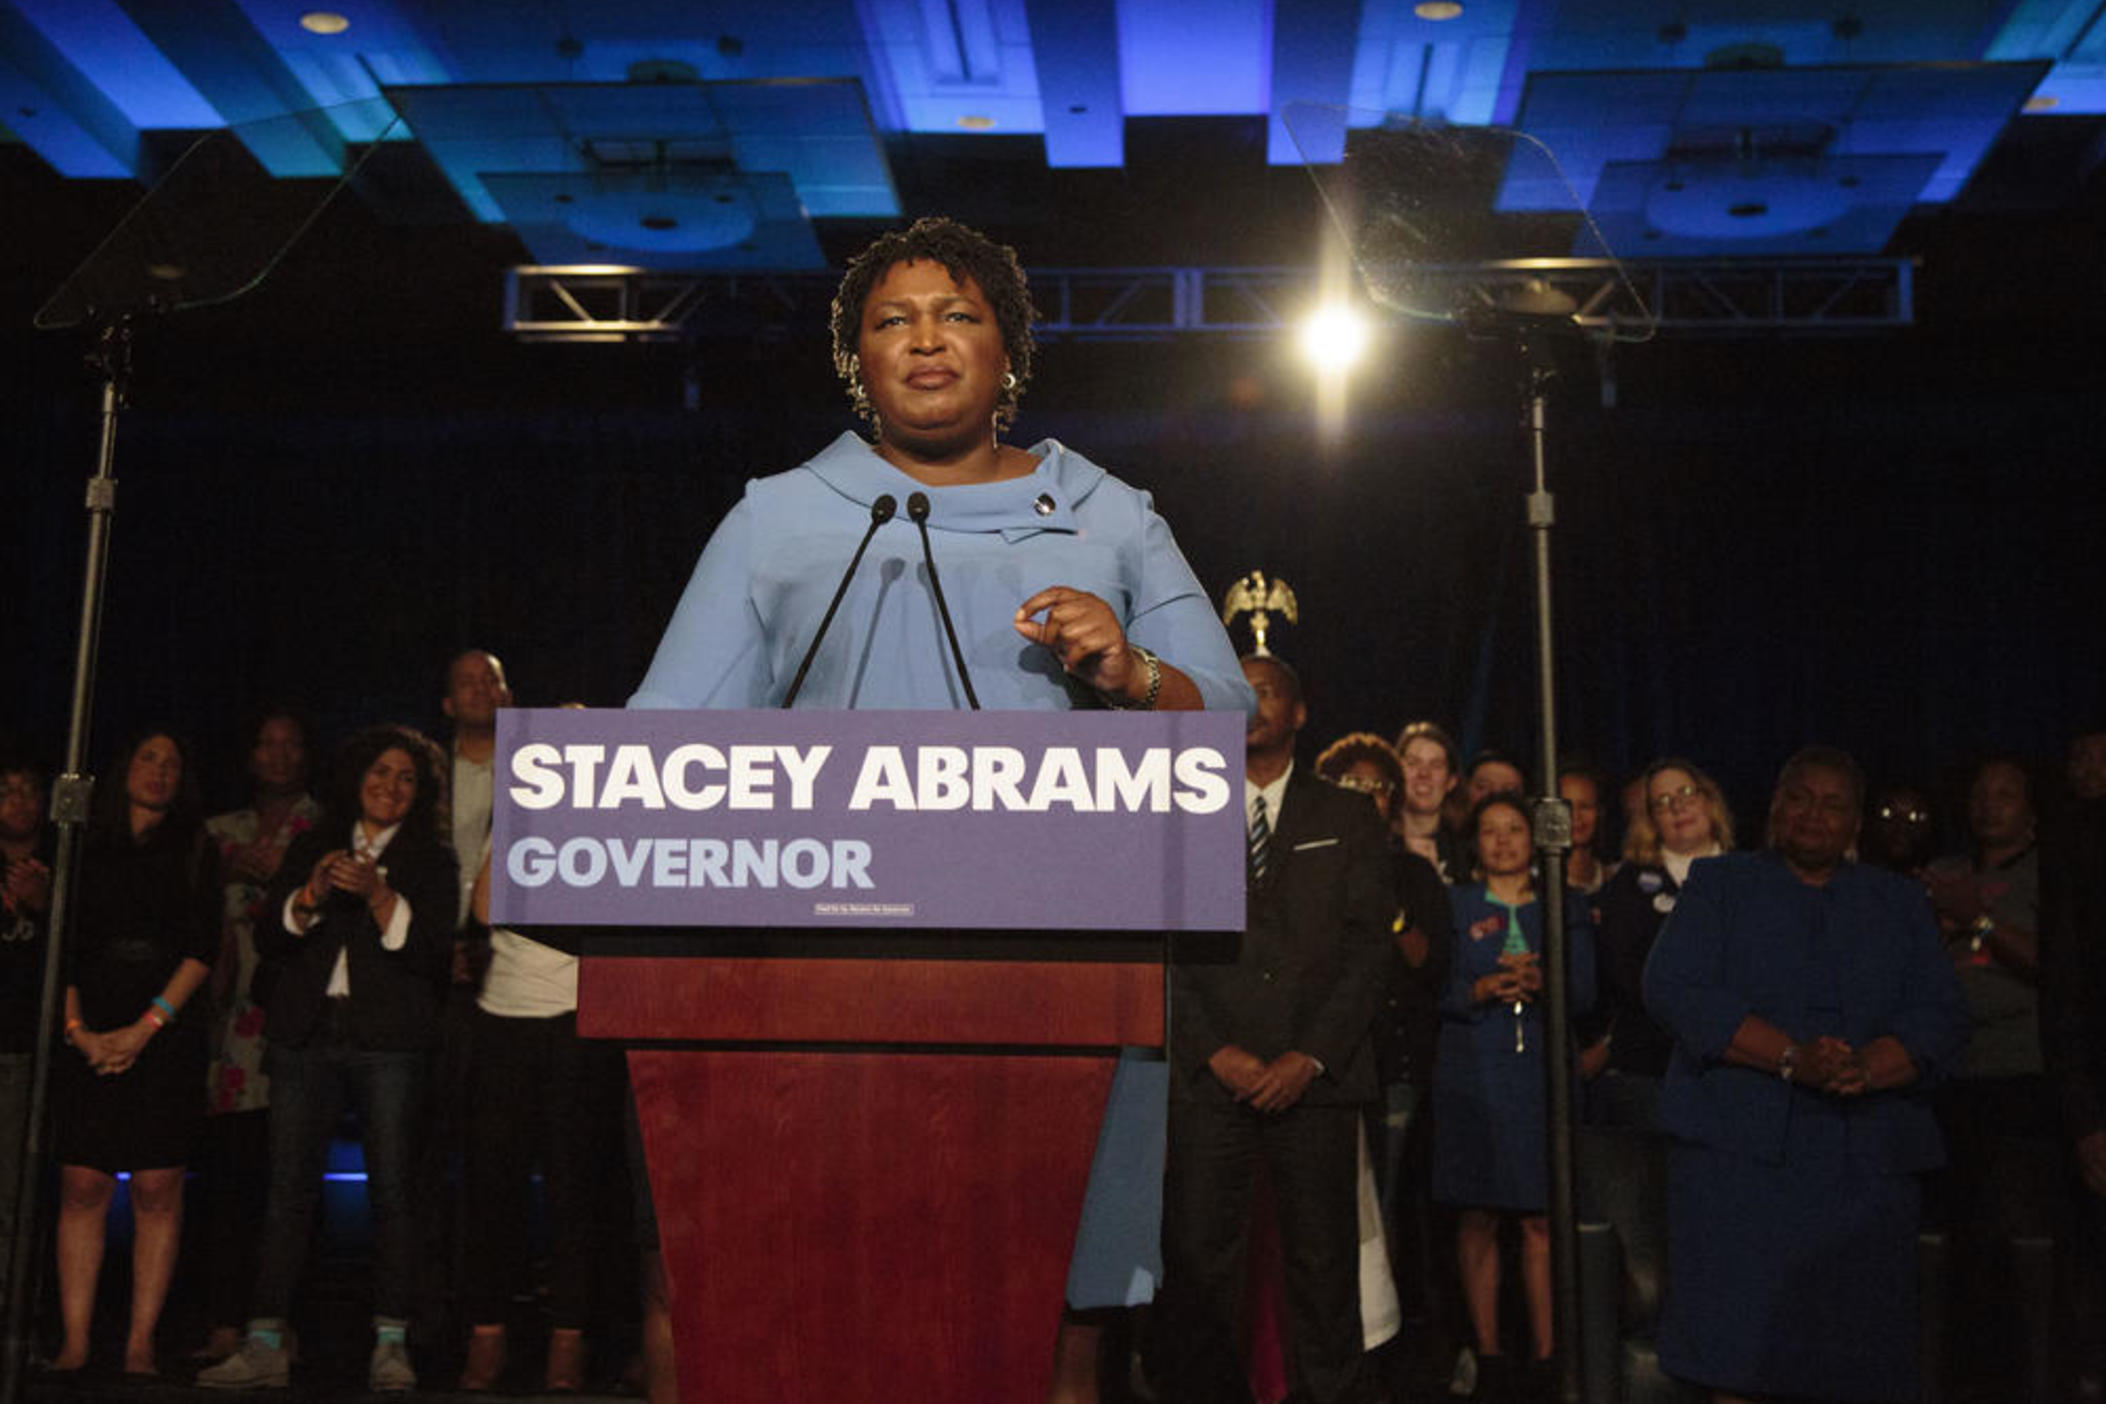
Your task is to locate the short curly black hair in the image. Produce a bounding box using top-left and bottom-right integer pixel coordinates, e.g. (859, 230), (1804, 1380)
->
(829, 216), (1037, 432)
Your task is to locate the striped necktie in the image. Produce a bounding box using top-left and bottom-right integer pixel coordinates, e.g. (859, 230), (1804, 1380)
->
(1248, 794), (1272, 883)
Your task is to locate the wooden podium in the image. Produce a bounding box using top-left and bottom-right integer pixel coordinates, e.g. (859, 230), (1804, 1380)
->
(501, 708), (1243, 1404)
(581, 951), (1164, 1404)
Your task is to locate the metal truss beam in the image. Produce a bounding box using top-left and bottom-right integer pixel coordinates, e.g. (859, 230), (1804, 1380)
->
(504, 258), (1914, 342)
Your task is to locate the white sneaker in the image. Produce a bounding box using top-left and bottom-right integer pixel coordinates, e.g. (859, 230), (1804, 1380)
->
(196, 1335), (290, 1390)
(1449, 1345), (1478, 1397)
(369, 1337), (417, 1393)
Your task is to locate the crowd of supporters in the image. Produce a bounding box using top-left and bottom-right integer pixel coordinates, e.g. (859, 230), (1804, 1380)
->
(4, 667), (2104, 1404)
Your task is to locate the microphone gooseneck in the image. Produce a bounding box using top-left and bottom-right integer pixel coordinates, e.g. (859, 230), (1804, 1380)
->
(781, 493), (897, 708)
(906, 491), (981, 710)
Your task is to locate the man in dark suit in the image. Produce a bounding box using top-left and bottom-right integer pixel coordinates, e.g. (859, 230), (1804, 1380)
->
(1159, 654), (1395, 1404)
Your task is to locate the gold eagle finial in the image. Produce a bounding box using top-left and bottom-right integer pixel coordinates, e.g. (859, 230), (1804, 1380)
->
(1220, 571), (1298, 657)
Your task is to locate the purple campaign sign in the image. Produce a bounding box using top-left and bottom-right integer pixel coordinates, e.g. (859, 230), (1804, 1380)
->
(490, 708), (1247, 931)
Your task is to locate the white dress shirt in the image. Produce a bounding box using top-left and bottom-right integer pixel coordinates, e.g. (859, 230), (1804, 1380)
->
(280, 821), (414, 997)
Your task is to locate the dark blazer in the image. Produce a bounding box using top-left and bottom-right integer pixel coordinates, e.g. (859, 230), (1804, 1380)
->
(1643, 850), (1964, 1173)
(1372, 846), (1453, 1087)
(1170, 768), (1395, 1106)
(1586, 859), (1685, 1076)
(258, 823), (457, 1052)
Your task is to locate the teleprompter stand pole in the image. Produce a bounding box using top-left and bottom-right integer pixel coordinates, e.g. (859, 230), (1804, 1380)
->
(1, 319), (132, 1404)
(1519, 335), (1583, 1404)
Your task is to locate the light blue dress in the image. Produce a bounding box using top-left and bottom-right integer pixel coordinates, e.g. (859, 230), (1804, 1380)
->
(630, 431), (1250, 713)
(629, 430), (1252, 1306)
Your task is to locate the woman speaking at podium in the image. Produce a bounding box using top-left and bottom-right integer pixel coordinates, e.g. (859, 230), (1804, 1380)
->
(628, 215), (1247, 717)
(625, 217), (1252, 1403)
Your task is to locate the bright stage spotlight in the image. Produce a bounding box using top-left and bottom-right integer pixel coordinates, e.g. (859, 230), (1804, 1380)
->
(1297, 303), (1371, 376)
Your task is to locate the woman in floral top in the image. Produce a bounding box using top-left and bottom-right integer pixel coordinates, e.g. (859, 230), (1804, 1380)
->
(194, 708), (321, 1363)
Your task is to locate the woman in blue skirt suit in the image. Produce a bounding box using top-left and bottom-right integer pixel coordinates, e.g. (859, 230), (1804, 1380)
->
(1432, 792), (1595, 1391)
(1643, 748), (1964, 1403)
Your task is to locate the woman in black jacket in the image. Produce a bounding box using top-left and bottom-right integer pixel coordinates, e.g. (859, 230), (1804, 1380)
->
(198, 725), (455, 1395)
(1583, 757), (1735, 1131)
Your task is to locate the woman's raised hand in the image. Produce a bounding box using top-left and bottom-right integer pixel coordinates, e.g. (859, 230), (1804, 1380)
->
(1014, 587), (1136, 697)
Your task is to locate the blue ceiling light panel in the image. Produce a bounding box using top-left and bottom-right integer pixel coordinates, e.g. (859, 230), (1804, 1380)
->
(1269, 0), (1358, 164)
(1024, 0), (1122, 167)
(107, 0), (348, 175)
(383, 0), (883, 87)
(1987, 0), (2106, 113)
(1591, 151), (1943, 256)
(1510, 60), (2050, 255)
(229, 0), (448, 112)
(713, 78), (898, 217)
(0, 2), (142, 176)
(9, 0), (218, 128)
(6, 0), (2103, 269)
(1345, 0), (1521, 130)
(1118, 0), (1270, 116)
(1518, 0), (2006, 72)
(483, 168), (822, 268)
(385, 77), (895, 268)
(858, 0), (1044, 136)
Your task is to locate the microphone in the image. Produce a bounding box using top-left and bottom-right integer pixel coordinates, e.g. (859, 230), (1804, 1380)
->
(906, 491), (981, 710)
(781, 494), (896, 708)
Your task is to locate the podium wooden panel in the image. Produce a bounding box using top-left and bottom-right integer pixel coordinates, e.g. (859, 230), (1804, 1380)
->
(584, 955), (1165, 1404)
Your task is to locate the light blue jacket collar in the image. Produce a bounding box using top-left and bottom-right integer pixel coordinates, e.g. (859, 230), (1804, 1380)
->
(799, 432), (1104, 542)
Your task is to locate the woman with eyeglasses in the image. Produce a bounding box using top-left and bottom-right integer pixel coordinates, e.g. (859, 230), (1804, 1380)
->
(1583, 758), (1735, 1131)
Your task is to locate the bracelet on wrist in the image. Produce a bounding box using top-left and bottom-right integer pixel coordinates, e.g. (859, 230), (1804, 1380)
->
(144, 1008), (167, 1032)
(152, 995), (176, 1022)
(1778, 1042), (1799, 1083)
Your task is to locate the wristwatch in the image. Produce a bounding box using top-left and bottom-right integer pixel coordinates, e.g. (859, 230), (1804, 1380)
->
(1108, 644), (1162, 711)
